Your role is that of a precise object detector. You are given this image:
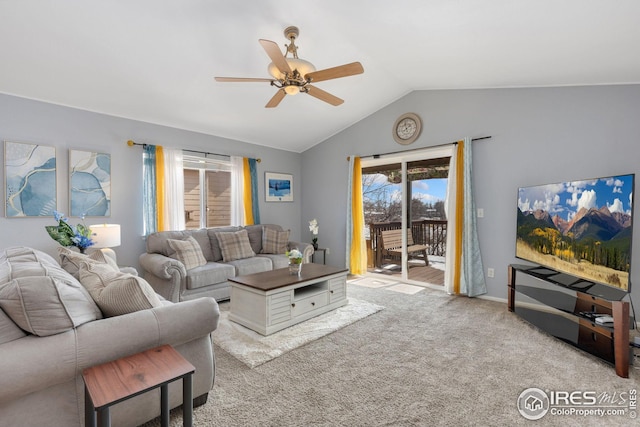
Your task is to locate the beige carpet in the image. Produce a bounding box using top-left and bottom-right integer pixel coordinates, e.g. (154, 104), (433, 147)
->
(142, 280), (639, 427)
(212, 298), (384, 368)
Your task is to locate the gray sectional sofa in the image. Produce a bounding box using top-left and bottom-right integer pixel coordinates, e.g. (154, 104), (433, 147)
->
(0, 246), (219, 427)
(139, 224), (313, 302)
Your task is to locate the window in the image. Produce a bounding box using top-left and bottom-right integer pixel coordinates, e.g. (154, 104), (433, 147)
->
(183, 155), (231, 229)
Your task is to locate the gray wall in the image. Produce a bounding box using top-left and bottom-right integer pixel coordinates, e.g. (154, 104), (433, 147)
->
(3, 85), (640, 305)
(0, 93), (302, 270)
(301, 85), (640, 304)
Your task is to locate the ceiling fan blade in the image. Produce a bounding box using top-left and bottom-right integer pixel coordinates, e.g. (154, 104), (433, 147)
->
(265, 89), (286, 108)
(215, 77), (273, 83)
(306, 85), (344, 106)
(259, 39), (292, 75)
(305, 62), (364, 83)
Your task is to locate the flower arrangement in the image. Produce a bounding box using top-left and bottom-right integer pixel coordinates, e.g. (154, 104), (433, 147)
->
(286, 249), (303, 265)
(309, 218), (319, 249)
(45, 211), (94, 253)
(286, 248), (303, 275)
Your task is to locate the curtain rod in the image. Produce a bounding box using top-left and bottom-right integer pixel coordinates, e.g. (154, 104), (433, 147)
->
(127, 140), (261, 163)
(347, 136), (491, 161)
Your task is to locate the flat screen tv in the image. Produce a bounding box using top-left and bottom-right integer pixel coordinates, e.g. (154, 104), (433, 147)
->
(516, 173), (634, 293)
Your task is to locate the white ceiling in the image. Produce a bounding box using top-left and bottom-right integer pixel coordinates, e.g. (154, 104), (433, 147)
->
(1, 1), (639, 153)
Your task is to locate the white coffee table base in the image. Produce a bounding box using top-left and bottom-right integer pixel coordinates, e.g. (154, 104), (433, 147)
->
(229, 266), (348, 336)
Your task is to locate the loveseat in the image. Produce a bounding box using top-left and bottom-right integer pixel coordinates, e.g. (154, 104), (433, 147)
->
(139, 224), (313, 302)
(0, 246), (219, 427)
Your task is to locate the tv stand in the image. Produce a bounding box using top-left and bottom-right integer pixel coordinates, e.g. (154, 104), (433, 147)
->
(508, 264), (631, 378)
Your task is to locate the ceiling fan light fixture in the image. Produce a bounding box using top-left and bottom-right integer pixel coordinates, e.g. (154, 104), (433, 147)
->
(284, 85), (300, 95)
(267, 58), (316, 81)
(215, 25), (364, 108)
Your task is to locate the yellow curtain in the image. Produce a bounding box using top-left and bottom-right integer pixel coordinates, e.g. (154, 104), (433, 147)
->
(242, 158), (254, 225)
(350, 157), (367, 274)
(452, 141), (465, 294)
(156, 145), (166, 231)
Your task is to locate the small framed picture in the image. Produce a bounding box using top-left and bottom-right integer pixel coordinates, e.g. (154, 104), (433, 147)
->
(265, 172), (293, 202)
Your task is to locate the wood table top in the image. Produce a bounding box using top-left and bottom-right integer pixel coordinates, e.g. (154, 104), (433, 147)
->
(82, 345), (195, 409)
(229, 263), (348, 292)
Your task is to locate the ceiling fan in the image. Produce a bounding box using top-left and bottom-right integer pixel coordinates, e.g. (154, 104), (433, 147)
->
(215, 26), (364, 108)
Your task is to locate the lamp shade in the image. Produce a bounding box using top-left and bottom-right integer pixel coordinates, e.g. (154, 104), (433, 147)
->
(90, 224), (121, 248)
(267, 58), (316, 81)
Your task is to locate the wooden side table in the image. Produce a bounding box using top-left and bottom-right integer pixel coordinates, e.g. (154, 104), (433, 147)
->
(82, 345), (195, 427)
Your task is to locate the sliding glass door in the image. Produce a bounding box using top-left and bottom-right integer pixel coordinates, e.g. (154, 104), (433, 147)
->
(361, 146), (453, 285)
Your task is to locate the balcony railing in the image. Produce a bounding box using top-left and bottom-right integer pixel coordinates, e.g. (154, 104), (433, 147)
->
(368, 220), (447, 268)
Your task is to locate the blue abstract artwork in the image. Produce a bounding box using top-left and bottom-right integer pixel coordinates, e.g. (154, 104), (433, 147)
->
(5, 141), (57, 217)
(70, 149), (111, 217)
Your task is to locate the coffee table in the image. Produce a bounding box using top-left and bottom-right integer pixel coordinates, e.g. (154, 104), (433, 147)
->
(229, 263), (349, 335)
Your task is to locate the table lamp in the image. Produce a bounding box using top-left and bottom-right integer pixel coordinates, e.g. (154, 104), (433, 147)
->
(90, 224), (121, 248)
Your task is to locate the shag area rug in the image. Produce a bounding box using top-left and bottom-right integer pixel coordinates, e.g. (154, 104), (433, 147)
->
(212, 298), (384, 368)
(142, 281), (639, 427)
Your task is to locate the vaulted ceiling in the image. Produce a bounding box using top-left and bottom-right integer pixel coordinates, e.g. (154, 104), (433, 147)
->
(1, 1), (639, 153)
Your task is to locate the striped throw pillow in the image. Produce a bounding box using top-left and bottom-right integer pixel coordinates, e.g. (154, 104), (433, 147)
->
(78, 262), (162, 317)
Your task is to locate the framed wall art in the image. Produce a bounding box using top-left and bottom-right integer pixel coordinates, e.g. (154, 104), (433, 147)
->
(4, 141), (57, 217)
(265, 172), (293, 202)
(70, 149), (111, 217)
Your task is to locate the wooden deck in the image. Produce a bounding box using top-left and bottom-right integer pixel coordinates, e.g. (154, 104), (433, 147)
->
(367, 262), (444, 286)
(408, 264), (444, 284)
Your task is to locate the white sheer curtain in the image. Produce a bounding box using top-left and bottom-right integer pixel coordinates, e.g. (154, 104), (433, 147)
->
(230, 156), (245, 226)
(345, 157), (353, 269)
(444, 137), (487, 296)
(162, 148), (185, 231)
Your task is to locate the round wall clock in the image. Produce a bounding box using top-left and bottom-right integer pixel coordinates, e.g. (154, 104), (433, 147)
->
(392, 113), (422, 145)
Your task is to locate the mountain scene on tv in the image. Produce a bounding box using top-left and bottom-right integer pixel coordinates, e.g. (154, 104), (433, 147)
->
(517, 174), (634, 291)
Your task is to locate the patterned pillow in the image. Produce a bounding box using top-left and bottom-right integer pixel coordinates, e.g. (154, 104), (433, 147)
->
(78, 262), (162, 317)
(216, 229), (256, 262)
(167, 236), (207, 270)
(261, 227), (290, 254)
(58, 247), (119, 279)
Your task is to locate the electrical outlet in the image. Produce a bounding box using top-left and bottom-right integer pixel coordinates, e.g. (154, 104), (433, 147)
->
(325, 248), (330, 255)
(477, 208), (484, 218)
(487, 268), (495, 278)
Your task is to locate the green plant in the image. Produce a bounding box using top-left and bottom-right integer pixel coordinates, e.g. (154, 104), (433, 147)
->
(45, 211), (94, 251)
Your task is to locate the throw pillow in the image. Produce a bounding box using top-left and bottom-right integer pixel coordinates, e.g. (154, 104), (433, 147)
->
(78, 262), (162, 317)
(0, 308), (26, 344)
(58, 247), (119, 279)
(215, 229), (256, 262)
(261, 227), (290, 254)
(167, 236), (207, 270)
(0, 275), (102, 336)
